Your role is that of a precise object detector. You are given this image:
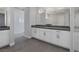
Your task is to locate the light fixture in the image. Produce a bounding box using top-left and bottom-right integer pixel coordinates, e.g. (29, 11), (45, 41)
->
(38, 8), (45, 14)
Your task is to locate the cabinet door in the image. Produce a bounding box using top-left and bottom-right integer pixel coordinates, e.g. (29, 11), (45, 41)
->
(74, 32), (79, 51)
(32, 28), (37, 37)
(58, 31), (70, 48)
(48, 30), (58, 45)
(41, 29), (50, 42)
(76, 32), (79, 51)
(32, 28), (39, 38)
(0, 30), (9, 47)
(37, 28), (51, 42)
(32, 28), (47, 41)
(35, 28), (40, 39)
(38, 28), (46, 40)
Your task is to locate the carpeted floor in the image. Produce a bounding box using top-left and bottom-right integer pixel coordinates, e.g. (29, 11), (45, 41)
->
(0, 36), (69, 52)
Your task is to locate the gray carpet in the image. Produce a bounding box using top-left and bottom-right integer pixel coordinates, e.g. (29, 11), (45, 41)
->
(0, 36), (69, 52)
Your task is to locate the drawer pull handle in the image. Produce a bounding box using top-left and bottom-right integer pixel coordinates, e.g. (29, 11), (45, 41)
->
(34, 31), (36, 33)
(57, 34), (60, 39)
(44, 32), (46, 36)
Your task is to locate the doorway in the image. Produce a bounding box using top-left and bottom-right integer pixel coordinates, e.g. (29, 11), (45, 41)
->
(14, 8), (24, 39)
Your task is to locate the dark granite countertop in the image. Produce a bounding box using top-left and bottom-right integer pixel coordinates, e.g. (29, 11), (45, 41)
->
(31, 25), (70, 31)
(0, 26), (10, 30)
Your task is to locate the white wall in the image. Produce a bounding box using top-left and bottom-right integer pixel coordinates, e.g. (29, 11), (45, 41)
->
(6, 8), (24, 38)
(14, 8), (24, 35)
(0, 8), (5, 14)
(30, 7), (46, 25)
(24, 7), (32, 38)
(29, 7), (70, 26)
(6, 7), (25, 46)
(75, 12), (79, 27)
(6, 8), (15, 46)
(38, 8), (46, 25)
(30, 7), (37, 25)
(45, 7), (70, 26)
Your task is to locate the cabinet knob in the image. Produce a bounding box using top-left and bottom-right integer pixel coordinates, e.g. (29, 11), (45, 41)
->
(34, 31), (36, 33)
(44, 32), (46, 36)
(57, 34), (60, 39)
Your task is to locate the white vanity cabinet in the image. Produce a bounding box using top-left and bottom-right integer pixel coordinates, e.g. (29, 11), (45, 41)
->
(32, 27), (70, 49)
(0, 30), (10, 48)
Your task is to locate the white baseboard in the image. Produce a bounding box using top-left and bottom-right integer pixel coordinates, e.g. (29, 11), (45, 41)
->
(24, 35), (32, 38)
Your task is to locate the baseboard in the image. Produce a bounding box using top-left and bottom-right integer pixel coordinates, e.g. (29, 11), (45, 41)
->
(24, 35), (32, 38)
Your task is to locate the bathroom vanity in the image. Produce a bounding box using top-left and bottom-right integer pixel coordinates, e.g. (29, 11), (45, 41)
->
(31, 8), (71, 49)
(32, 25), (70, 49)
